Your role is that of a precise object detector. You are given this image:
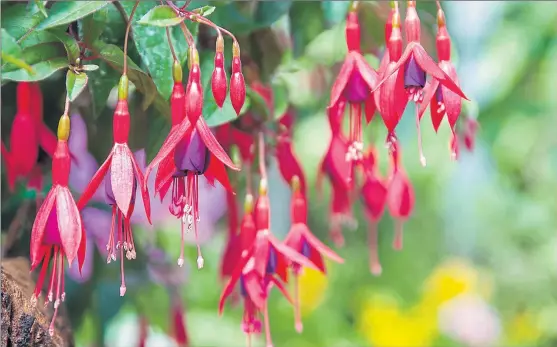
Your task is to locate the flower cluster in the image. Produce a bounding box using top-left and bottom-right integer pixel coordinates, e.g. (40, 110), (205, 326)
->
(319, 1), (473, 274)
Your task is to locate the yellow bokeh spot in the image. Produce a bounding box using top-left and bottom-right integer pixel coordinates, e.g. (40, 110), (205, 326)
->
(504, 311), (542, 346)
(298, 266), (328, 315)
(358, 293), (438, 347)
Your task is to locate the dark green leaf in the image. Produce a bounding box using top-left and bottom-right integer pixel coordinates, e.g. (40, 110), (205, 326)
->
(304, 23), (347, 66)
(322, 1), (350, 25)
(81, 64), (99, 72)
(36, 1), (110, 30)
(66, 70), (88, 101)
(81, 7), (109, 47)
(20, 43), (66, 66)
(96, 43), (158, 110)
(204, 97), (239, 128)
(137, 5), (185, 27)
(272, 78), (289, 119)
(1, 4), (45, 41)
(1, 29), (22, 57)
(87, 60), (119, 119)
(2, 58), (67, 82)
(121, 2), (189, 100)
(289, 2), (325, 57)
(254, 1), (292, 27)
(47, 29), (80, 64)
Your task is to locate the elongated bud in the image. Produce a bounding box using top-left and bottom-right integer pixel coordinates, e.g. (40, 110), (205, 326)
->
(346, 8), (361, 52)
(388, 11), (403, 61)
(404, 1), (421, 43)
(57, 114), (70, 141)
(185, 52), (203, 125)
(173, 60), (182, 83)
(170, 82), (186, 126)
(244, 194), (254, 214)
(188, 46), (199, 71)
(212, 36), (228, 108)
(113, 99), (130, 144)
(255, 179), (270, 230)
(118, 75), (129, 100)
(290, 176), (307, 224)
(436, 9), (451, 61)
(230, 41), (246, 116)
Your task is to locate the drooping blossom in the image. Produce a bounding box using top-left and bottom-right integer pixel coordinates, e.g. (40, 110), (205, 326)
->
(418, 5), (464, 160)
(145, 48), (239, 269)
(284, 175), (343, 332)
(77, 76), (151, 296)
(386, 133), (415, 251)
(276, 111), (307, 197)
(360, 149), (388, 275)
(375, 2), (467, 165)
(2, 82), (57, 192)
(30, 114), (85, 336)
(219, 179), (317, 347)
(328, 5), (379, 180)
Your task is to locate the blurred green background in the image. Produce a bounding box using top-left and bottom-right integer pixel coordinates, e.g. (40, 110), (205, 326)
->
(2, 1), (557, 347)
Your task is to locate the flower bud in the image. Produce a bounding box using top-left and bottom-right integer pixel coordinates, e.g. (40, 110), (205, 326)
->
(230, 42), (246, 116)
(212, 36), (228, 108)
(185, 59), (203, 125)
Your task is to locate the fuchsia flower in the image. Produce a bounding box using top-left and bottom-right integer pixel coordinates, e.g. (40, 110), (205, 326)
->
(77, 76), (151, 296)
(276, 111), (307, 197)
(2, 82), (57, 192)
(360, 149), (388, 275)
(328, 6), (379, 179)
(219, 180), (317, 347)
(375, 2), (467, 165)
(145, 48), (239, 270)
(385, 133), (415, 251)
(418, 6), (464, 159)
(30, 114), (85, 336)
(284, 176), (343, 332)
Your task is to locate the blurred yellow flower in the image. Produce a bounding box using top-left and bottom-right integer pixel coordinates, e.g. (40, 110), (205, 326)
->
(358, 293), (438, 347)
(504, 310), (542, 346)
(298, 265), (328, 315)
(422, 258), (493, 308)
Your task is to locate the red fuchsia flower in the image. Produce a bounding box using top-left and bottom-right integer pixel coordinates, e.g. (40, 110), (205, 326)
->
(360, 149), (388, 275)
(451, 116), (479, 160)
(220, 179), (318, 347)
(284, 176), (343, 332)
(385, 133), (415, 251)
(77, 76), (151, 296)
(276, 111), (307, 197)
(2, 82), (57, 192)
(145, 48), (239, 269)
(317, 105), (357, 247)
(30, 114), (85, 336)
(418, 6), (464, 160)
(212, 36), (228, 108)
(230, 41), (246, 116)
(328, 5), (379, 181)
(375, 2), (468, 165)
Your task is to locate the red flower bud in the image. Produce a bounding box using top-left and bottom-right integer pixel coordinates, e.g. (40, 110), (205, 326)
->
(230, 42), (246, 116)
(212, 37), (228, 108)
(345, 11), (361, 52)
(185, 56), (203, 125)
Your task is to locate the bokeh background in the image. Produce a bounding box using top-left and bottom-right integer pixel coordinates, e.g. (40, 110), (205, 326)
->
(2, 1), (557, 347)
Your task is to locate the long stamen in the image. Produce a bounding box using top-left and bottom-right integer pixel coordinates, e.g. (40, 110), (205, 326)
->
(369, 221), (382, 275)
(47, 247), (58, 303)
(263, 300), (273, 347)
(118, 210), (127, 296)
(415, 104), (427, 166)
(178, 218), (186, 267)
(32, 247), (52, 303)
(194, 174), (204, 269)
(48, 248), (63, 336)
(393, 219), (404, 250)
(107, 206), (116, 262)
(294, 273), (303, 333)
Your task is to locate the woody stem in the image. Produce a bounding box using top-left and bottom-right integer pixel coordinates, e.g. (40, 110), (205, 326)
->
(123, 1), (140, 75)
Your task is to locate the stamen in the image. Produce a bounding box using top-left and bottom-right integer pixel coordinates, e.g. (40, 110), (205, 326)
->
(368, 222), (382, 275)
(47, 247), (58, 303)
(263, 300), (273, 347)
(294, 274), (303, 333)
(177, 219), (185, 267)
(415, 104), (427, 167)
(33, 247), (52, 303)
(393, 219), (404, 251)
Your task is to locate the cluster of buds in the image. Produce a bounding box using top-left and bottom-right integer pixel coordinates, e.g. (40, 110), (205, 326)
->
(319, 1), (473, 273)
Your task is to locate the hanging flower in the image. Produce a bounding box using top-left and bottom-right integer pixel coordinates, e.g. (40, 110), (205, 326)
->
(30, 113), (85, 336)
(77, 75), (151, 296)
(285, 176), (343, 332)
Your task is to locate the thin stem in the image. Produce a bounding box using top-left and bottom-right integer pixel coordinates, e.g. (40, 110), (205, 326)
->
(123, 1), (140, 76)
(179, 22), (195, 47)
(258, 132), (267, 179)
(165, 27), (178, 61)
(63, 95), (71, 116)
(180, 0), (192, 10)
(436, 1), (442, 10)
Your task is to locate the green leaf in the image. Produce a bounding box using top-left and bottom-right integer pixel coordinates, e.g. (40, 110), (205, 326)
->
(192, 5), (216, 17)
(137, 5), (186, 27)
(304, 23), (347, 67)
(66, 70), (88, 101)
(81, 7), (109, 47)
(254, 1), (292, 28)
(1, 29), (22, 57)
(81, 64), (99, 72)
(272, 78), (289, 119)
(204, 98), (239, 128)
(2, 58), (67, 82)
(20, 43), (66, 66)
(96, 43), (158, 110)
(1, 53), (35, 75)
(34, 0), (48, 18)
(47, 29), (80, 64)
(1, 4), (45, 41)
(36, 1), (110, 30)
(121, 2), (189, 100)
(87, 60), (119, 119)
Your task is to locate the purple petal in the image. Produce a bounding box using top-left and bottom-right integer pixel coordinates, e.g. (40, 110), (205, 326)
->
(404, 54), (426, 88)
(66, 239), (93, 283)
(174, 129), (209, 174)
(81, 207), (111, 255)
(343, 70), (371, 103)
